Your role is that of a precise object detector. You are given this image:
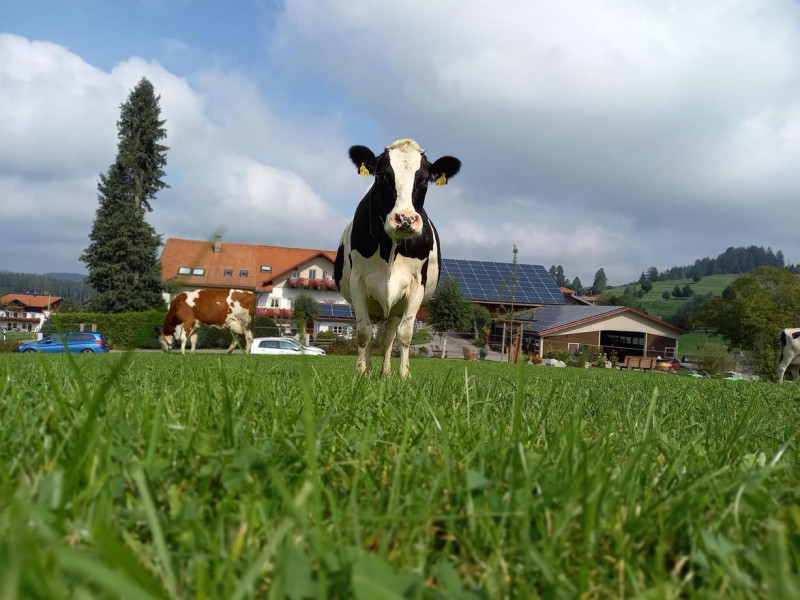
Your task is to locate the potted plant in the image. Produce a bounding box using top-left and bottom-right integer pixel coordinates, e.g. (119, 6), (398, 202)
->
(479, 346), (488, 360)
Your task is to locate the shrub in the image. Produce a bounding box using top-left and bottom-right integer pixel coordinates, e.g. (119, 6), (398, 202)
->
(326, 336), (358, 355)
(253, 315), (279, 338)
(694, 343), (736, 377)
(0, 340), (22, 353)
(417, 346), (429, 357)
(315, 330), (338, 341)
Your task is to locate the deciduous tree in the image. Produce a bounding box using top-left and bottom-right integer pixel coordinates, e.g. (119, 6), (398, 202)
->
(429, 276), (472, 356)
(695, 266), (800, 379)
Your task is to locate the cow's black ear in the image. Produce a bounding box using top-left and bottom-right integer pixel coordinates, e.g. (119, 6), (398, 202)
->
(430, 156), (461, 185)
(349, 145), (377, 176)
(154, 326), (162, 335)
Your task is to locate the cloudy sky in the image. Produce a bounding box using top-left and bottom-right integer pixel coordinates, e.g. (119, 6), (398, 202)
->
(3, 0), (800, 285)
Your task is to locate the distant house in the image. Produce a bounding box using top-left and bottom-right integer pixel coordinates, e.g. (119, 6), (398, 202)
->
(559, 286), (595, 305)
(0, 294), (62, 334)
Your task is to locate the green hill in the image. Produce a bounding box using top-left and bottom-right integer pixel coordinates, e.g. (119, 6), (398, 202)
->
(605, 274), (737, 319)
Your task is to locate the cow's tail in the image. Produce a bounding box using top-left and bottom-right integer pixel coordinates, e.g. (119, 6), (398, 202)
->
(781, 329), (787, 350)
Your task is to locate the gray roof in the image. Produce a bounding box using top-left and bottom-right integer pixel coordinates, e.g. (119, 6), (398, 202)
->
(518, 305), (625, 334)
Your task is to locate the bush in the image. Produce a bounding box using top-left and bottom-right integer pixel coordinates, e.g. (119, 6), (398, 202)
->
(694, 343), (736, 377)
(544, 350), (572, 363)
(417, 346), (429, 357)
(315, 330), (338, 341)
(253, 315), (279, 338)
(0, 340), (22, 353)
(326, 336), (358, 355)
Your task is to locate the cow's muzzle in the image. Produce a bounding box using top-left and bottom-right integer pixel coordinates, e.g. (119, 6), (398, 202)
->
(389, 211), (422, 235)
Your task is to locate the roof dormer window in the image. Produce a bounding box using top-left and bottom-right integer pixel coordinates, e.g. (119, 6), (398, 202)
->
(261, 265), (272, 273)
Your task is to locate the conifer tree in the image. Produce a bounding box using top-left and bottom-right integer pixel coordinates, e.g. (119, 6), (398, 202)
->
(591, 268), (607, 295)
(81, 78), (167, 312)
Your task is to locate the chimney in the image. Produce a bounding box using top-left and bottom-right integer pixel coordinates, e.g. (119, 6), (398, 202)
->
(213, 235), (222, 253)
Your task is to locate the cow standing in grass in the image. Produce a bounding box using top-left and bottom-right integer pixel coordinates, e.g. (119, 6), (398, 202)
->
(157, 289), (255, 354)
(777, 327), (800, 382)
(334, 138), (461, 378)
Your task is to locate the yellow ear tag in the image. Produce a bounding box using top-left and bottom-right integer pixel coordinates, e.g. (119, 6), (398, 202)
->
(435, 174), (447, 186)
(359, 163), (370, 177)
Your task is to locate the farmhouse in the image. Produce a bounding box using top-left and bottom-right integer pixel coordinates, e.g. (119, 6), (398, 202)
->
(0, 294), (62, 334)
(501, 304), (685, 360)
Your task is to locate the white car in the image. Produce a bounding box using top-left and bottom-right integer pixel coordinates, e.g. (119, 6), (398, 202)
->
(249, 337), (326, 355)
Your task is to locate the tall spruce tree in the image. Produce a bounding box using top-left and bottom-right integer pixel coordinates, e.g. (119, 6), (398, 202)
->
(81, 78), (167, 312)
(591, 268), (608, 295)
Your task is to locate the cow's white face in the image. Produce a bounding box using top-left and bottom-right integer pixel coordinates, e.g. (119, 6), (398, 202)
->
(384, 141), (425, 239)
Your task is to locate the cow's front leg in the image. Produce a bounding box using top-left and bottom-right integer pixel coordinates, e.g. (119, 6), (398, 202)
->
(397, 286), (425, 378)
(777, 356), (792, 382)
(355, 316), (373, 374)
(380, 316), (400, 377)
(350, 278), (373, 374)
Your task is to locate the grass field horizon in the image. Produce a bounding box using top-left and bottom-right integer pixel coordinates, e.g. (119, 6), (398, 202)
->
(1, 353), (798, 598)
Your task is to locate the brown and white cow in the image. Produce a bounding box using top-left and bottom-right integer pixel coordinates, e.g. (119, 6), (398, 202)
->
(334, 138), (461, 377)
(157, 289), (255, 354)
(777, 327), (800, 382)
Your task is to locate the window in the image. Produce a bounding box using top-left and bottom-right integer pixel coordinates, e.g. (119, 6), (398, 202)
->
(191, 268), (205, 276)
(261, 265), (272, 273)
(331, 325), (344, 335)
(308, 269), (317, 279)
(291, 270), (299, 278)
(224, 269), (233, 276)
(323, 270), (331, 279)
(178, 267), (192, 275)
(269, 297), (280, 308)
(240, 269), (249, 277)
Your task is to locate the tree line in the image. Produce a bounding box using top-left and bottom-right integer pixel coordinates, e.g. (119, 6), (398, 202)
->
(0, 271), (95, 302)
(637, 245), (793, 283)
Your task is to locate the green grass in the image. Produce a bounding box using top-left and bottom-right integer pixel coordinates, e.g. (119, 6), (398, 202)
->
(1, 353), (799, 598)
(607, 274), (738, 318)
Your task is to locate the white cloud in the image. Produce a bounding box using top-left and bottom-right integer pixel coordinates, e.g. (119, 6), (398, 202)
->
(0, 33), (348, 274)
(271, 0), (800, 280)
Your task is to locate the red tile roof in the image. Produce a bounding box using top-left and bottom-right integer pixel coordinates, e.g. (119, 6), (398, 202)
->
(1, 294), (62, 309)
(159, 238), (338, 290)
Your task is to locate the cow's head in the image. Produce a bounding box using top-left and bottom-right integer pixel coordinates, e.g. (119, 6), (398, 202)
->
(349, 139), (461, 240)
(154, 325), (174, 352)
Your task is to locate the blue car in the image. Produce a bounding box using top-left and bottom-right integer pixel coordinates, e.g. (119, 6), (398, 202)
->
(17, 331), (110, 354)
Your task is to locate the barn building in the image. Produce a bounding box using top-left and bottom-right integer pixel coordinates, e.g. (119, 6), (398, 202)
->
(502, 305), (685, 360)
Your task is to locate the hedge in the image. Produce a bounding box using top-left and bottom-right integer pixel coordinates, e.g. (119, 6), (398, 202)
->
(44, 311), (278, 351)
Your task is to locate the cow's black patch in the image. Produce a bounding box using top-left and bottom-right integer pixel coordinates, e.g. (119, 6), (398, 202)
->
(334, 243), (345, 288)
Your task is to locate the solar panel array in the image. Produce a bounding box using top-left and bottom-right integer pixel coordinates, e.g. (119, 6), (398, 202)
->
(440, 258), (566, 305)
(317, 303), (354, 319)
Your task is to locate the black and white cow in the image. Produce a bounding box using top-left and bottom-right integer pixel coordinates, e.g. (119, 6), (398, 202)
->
(777, 328), (800, 382)
(334, 138), (461, 377)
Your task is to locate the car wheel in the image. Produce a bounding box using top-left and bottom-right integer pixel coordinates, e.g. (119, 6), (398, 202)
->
(80, 348), (93, 354)
(24, 348), (36, 353)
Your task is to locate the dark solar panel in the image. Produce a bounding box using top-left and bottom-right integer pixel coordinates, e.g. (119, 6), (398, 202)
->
(317, 303), (354, 319)
(440, 258), (565, 305)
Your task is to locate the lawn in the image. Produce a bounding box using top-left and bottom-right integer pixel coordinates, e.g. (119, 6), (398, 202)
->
(1, 353), (798, 598)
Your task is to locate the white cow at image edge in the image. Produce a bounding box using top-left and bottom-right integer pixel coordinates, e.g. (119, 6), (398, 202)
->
(777, 327), (800, 382)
